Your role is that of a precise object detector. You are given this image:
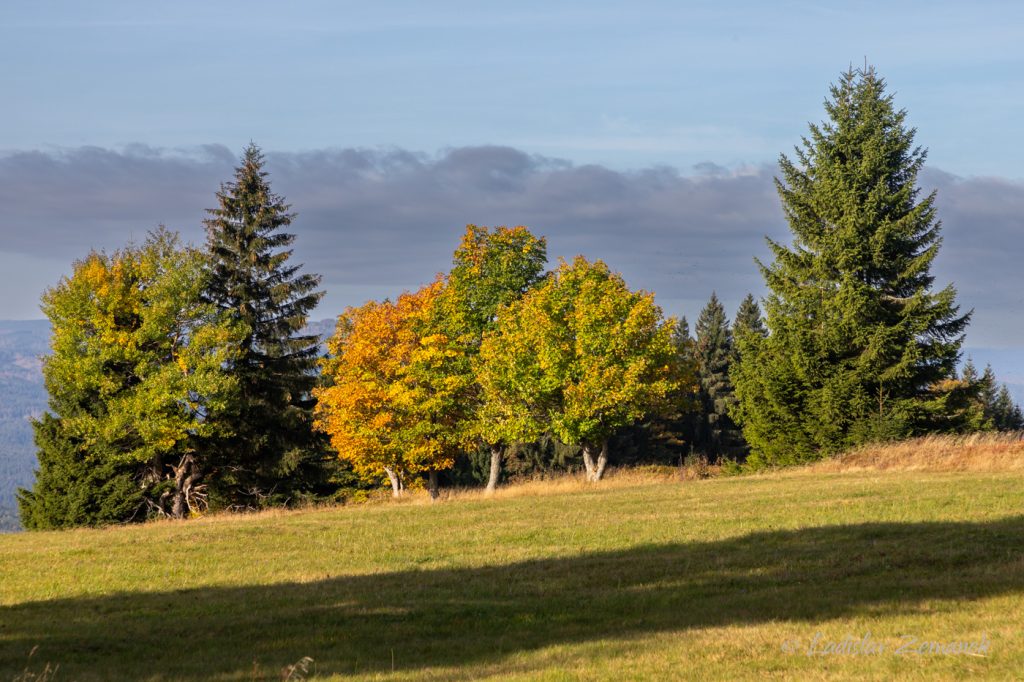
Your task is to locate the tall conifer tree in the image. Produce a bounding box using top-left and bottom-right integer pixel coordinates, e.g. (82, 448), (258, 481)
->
(693, 293), (742, 458)
(732, 67), (970, 465)
(202, 144), (324, 506)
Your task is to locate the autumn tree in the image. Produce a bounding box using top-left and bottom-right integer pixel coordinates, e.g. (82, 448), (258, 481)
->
(398, 308), (477, 499)
(433, 225), (547, 492)
(314, 280), (467, 498)
(202, 144), (324, 507)
(314, 291), (424, 497)
(478, 257), (682, 481)
(732, 67), (970, 465)
(18, 230), (243, 528)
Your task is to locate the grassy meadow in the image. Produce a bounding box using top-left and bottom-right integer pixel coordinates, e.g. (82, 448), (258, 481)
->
(2, 435), (1024, 680)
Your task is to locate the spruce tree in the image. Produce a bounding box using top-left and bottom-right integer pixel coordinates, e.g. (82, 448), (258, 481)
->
(202, 144), (324, 507)
(672, 316), (698, 437)
(693, 293), (742, 458)
(978, 365), (998, 419)
(977, 364), (1024, 431)
(733, 294), (767, 341)
(932, 359), (991, 433)
(621, 315), (698, 466)
(992, 385), (1024, 431)
(19, 415), (142, 529)
(962, 358), (980, 385)
(674, 316), (692, 352)
(960, 359), (993, 431)
(732, 67), (970, 465)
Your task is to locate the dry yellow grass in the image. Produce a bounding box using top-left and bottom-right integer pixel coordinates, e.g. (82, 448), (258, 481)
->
(311, 463), (711, 509)
(812, 431), (1024, 473)
(444, 464), (705, 502)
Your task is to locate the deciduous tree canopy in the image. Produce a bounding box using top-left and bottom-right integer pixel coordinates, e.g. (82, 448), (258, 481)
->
(19, 230), (243, 528)
(478, 256), (685, 481)
(314, 279), (467, 497)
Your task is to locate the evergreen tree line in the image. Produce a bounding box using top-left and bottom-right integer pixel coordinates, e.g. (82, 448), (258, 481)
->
(675, 292), (1022, 468)
(18, 67), (1024, 529)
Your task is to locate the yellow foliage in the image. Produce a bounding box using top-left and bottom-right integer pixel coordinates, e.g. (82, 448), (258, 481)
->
(315, 278), (462, 482)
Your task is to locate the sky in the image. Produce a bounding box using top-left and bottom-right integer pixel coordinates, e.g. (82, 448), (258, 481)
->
(1, 1), (1022, 379)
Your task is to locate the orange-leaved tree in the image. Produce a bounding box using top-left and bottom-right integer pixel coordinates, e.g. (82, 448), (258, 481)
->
(314, 278), (470, 498)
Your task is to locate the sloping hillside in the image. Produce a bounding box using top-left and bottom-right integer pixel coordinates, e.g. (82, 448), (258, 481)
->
(2, 463), (1023, 680)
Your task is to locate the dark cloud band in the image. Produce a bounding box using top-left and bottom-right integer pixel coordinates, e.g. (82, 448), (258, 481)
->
(0, 145), (1019, 350)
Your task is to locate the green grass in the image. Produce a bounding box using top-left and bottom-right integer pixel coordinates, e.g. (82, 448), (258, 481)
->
(2, 468), (1023, 680)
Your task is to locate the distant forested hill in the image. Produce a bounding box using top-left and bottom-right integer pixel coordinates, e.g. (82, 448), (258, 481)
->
(0, 320), (49, 531)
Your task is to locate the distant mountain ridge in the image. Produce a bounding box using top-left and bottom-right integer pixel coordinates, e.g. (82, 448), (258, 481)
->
(0, 318), (337, 532)
(0, 320), (49, 531)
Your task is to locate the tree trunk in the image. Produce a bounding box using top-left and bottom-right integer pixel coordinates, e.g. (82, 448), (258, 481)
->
(581, 443), (596, 481)
(384, 467), (402, 498)
(171, 453), (197, 519)
(485, 444), (503, 494)
(428, 469), (439, 501)
(593, 440), (609, 481)
(582, 441), (608, 482)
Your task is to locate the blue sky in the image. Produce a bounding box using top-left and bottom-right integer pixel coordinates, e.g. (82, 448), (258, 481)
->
(1, 1), (1022, 387)
(2, 1), (1023, 176)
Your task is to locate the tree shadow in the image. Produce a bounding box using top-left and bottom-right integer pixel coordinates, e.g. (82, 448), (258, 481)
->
(3, 516), (1024, 679)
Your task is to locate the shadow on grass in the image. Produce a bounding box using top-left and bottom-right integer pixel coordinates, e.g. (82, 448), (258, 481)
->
(3, 516), (1024, 679)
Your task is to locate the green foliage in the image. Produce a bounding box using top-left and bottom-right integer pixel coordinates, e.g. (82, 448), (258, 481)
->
(18, 230), (244, 528)
(478, 256), (684, 461)
(398, 318), (476, 481)
(990, 385), (1024, 430)
(433, 225), (548, 445)
(972, 363), (1024, 431)
(442, 225), (548, 343)
(732, 293), (767, 341)
(18, 414), (143, 529)
(946, 359), (994, 433)
(673, 316), (692, 354)
(692, 293), (744, 459)
(202, 144), (325, 507)
(732, 67), (970, 466)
